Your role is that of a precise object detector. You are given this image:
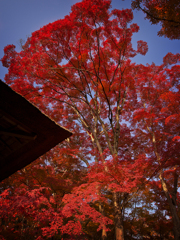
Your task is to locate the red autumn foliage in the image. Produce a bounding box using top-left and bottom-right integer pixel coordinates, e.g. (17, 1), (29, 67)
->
(1, 0), (180, 239)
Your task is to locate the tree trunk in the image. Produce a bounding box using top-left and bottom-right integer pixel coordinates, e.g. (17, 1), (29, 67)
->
(113, 192), (124, 240)
(159, 173), (180, 240)
(98, 202), (107, 240)
(149, 128), (180, 240)
(102, 228), (107, 240)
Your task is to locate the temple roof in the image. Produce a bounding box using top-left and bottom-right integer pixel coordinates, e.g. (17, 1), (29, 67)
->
(0, 80), (72, 181)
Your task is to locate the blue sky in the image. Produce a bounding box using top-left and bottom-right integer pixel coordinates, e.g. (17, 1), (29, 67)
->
(0, 0), (179, 81)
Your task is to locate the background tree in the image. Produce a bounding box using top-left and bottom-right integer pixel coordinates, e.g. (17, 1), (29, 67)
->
(124, 179), (177, 239)
(131, 0), (180, 39)
(132, 58), (180, 239)
(0, 144), (88, 239)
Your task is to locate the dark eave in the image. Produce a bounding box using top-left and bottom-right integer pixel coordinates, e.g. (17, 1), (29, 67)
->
(0, 80), (72, 181)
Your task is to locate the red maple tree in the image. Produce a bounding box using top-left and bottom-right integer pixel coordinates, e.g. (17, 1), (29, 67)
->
(1, 0), (180, 239)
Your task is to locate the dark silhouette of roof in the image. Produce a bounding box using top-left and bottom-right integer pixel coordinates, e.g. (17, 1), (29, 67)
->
(0, 80), (72, 181)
